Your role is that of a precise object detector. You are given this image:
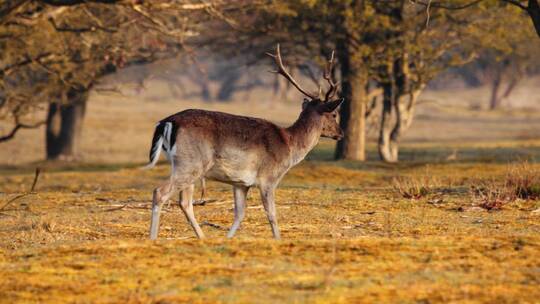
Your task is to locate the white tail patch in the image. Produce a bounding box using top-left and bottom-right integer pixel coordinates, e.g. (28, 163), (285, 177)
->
(162, 122), (176, 161)
(143, 122), (175, 170)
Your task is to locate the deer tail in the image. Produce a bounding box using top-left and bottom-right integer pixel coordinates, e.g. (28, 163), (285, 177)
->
(143, 121), (174, 169)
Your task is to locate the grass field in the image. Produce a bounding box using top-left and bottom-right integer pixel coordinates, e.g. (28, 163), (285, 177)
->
(1, 84), (540, 303)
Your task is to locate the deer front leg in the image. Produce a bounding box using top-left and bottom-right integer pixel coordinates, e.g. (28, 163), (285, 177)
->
(150, 181), (175, 240)
(227, 185), (249, 238)
(179, 184), (205, 239)
(260, 185), (280, 240)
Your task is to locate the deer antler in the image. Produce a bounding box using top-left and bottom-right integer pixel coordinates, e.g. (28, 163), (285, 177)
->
(323, 50), (338, 102)
(266, 44), (318, 100)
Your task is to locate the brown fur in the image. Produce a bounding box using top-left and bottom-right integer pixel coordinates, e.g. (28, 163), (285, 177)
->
(162, 109), (291, 156)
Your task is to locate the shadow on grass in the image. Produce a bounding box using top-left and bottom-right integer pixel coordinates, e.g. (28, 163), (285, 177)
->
(0, 160), (146, 176)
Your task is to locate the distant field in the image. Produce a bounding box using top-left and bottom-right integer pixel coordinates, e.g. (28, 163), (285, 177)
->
(1, 77), (540, 165)
(0, 81), (539, 303)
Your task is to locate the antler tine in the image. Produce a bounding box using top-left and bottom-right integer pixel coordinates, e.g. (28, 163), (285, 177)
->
(267, 44), (318, 100)
(323, 50), (338, 102)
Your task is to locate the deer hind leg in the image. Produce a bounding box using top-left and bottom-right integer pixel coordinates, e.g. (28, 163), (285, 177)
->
(260, 185), (280, 240)
(150, 181), (176, 240)
(179, 184), (205, 239)
(227, 185), (249, 238)
(199, 178), (206, 202)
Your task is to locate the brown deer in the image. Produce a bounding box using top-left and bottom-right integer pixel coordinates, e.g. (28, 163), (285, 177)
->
(146, 44), (344, 240)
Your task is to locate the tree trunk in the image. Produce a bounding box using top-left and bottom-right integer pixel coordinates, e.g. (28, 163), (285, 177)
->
(502, 76), (519, 100)
(46, 88), (88, 160)
(272, 74), (290, 102)
(377, 52), (424, 163)
(489, 69), (502, 110)
(388, 89), (421, 161)
(527, 0), (540, 38)
(200, 80), (211, 102)
(334, 44), (368, 160)
(499, 70), (523, 107)
(217, 69), (241, 101)
(378, 83), (395, 162)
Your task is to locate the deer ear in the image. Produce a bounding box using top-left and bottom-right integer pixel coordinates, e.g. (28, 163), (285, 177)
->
(302, 98), (310, 110)
(317, 97), (344, 113)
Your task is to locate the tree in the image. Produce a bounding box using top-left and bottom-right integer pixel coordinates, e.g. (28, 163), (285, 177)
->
(500, 0), (540, 37)
(373, 2), (485, 162)
(3, 0), (536, 163)
(202, 1), (384, 160)
(372, 1), (539, 161)
(206, 0), (535, 162)
(0, 0), (238, 160)
(411, 0), (540, 38)
(465, 13), (540, 110)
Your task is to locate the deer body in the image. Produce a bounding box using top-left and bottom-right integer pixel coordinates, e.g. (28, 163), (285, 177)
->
(147, 45), (344, 240)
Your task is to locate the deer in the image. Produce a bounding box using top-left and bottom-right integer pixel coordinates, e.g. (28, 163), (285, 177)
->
(146, 44), (344, 240)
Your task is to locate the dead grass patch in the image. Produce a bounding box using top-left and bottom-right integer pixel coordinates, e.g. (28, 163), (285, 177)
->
(470, 183), (509, 211)
(507, 161), (540, 200)
(392, 175), (440, 200)
(471, 162), (540, 211)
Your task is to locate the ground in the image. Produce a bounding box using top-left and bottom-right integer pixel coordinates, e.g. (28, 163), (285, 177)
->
(0, 83), (540, 303)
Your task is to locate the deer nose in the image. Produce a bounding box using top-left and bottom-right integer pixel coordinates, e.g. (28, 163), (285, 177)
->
(334, 130), (344, 140)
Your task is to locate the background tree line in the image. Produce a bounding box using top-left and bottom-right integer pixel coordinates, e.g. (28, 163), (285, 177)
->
(1, 0), (538, 163)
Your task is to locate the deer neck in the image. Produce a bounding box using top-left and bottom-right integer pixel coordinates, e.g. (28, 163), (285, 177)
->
(286, 110), (322, 165)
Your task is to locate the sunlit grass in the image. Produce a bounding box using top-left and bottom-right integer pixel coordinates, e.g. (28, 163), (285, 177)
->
(1, 143), (539, 303)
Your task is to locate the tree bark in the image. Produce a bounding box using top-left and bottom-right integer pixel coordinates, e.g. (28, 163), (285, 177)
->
(200, 80), (211, 102)
(272, 74), (290, 102)
(378, 83), (395, 162)
(527, 0), (540, 38)
(501, 76), (519, 100)
(46, 88), (88, 160)
(388, 89), (421, 161)
(334, 42), (368, 161)
(377, 52), (424, 163)
(489, 70), (502, 110)
(217, 69), (241, 102)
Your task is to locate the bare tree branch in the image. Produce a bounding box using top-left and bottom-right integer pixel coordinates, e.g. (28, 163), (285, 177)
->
(0, 53), (53, 76)
(410, 0), (540, 37)
(501, 0), (528, 10)
(0, 119), (46, 142)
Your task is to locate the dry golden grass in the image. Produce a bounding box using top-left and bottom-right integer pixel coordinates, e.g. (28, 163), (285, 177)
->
(1, 85), (540, 303)
(470, 162), (540, 211)
(1, 158), (539, 303)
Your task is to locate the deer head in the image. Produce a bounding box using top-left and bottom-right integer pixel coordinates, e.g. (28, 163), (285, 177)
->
(267, 44), (344, 140)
